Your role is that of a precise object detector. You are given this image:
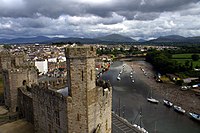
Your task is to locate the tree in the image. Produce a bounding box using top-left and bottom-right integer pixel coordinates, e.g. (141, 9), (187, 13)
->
(3, 45), (12, 49)
(191, 54), (199, 61)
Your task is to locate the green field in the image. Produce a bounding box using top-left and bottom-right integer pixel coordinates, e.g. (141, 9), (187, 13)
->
(172, 53), (200, 59)
(172, 53), (200, 68)
(172, 59), (200, 66)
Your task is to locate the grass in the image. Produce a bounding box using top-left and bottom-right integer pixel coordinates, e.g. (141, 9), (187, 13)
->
(172, 53), (200, 68)
(172, 59), (200, 67)
(172, 53), (200, 59)
(160, 75), (170, 82)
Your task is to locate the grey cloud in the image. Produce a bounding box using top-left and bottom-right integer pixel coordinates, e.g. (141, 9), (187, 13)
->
(0, 0), (200, 39)
(0, 0), (200, 19)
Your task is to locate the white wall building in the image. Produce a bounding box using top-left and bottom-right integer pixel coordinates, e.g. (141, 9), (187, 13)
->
(35, 59), (48, 74)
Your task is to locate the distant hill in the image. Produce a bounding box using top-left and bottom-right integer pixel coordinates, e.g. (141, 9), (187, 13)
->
(1, 34), (200, 45)
(96, 34), (136, 43)
(138, 39), (146, 42)
(148, 35), (200, 44)
(0, 36), (52, 44)
(188, 36), (200, 42)
(148, 35), (187, 43)
(49, 37), (101, 44)
(0, 34), (136, 44)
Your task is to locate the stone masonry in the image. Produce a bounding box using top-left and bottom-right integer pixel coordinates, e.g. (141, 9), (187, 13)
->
(65, 46), (112, 133)
(0, 51), (38, 112)
(32, 83), (68, 133)
(2, 45), (112, 133)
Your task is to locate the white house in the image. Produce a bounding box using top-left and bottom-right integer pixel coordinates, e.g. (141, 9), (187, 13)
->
(35, 59), (48, 74)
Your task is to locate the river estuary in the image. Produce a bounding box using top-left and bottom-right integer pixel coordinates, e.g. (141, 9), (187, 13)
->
(102, 61), (200, 133)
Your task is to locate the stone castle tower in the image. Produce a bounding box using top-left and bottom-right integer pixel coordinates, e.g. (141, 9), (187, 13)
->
(65, 46), (112, 133)
(0, 51), (38, 112)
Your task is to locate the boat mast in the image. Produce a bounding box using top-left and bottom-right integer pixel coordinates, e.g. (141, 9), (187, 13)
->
(154, 121), (157, 133)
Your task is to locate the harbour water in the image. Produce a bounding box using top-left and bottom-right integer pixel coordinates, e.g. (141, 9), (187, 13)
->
(102, 61), (200, 133)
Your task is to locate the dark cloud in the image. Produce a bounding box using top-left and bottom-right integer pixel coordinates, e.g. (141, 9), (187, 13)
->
(0, 0), (200, 39)
(0, 0), (199, 18)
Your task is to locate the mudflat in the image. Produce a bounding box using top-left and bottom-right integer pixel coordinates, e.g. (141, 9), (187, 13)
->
(126, 61), (200, 114)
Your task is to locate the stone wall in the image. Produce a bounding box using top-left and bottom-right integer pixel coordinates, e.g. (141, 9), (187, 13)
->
(87, 86), (112, 133)
(32, 84), (68, 133)
(0, 51), (38, 112)
(2, 68), (37, 112)
(18, 86), (33, 123)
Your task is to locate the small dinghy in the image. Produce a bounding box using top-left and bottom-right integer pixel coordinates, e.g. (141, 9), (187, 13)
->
(163, 99), (173, 107)
(147, 97), (159, 104)
(189, 112), (200, 121)
(173, 105), (186, 114)
(117, 76), (121, 80)
(147, 89), (159, 104)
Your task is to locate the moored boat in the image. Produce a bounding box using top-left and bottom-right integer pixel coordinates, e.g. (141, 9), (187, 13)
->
(133, 124), (148, 133)
(173, 105), (186, 114)
(189, 112), (200, 121)
(133, 110), (148, 133)
(147, 97), (159, 104)
(147, 89), (159, 104)
(163, 99), (173, 107)
(117, 76), (121, 80)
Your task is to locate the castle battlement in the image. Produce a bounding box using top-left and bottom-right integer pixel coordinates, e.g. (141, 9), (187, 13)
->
(9, 67), (37, 74)
(65, 45), (96, 58)
(1, 51), (38, 112)
(32, 83), (67, 101)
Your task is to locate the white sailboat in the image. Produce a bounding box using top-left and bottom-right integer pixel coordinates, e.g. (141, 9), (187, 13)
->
(163, 91), (173, 107)
(173, 92), (185, 114)
(147, 89), (159, 104)
(117, 76), (121, 80)
(133, 111), (148, 133)
(173, 105), (186, 114)
(189, 112), (200, 121)
(163, 99), (173, 107)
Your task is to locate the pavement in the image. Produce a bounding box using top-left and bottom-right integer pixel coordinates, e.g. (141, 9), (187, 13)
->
(0, 119), (34, 133)
(0, 106), (8, 115)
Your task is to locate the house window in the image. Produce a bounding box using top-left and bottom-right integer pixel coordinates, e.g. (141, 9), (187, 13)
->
(48, 124), (52, 133)
(77, 114), (80, 121)
(106, 120), (108, 130)
(47, 106), (51, 120)
(55, 111), (60, 126)
(91, 70), (92, 81)
(82, 70), (84, 81)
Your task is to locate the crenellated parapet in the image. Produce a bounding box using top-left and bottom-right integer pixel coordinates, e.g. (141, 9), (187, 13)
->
(32, 83), (67, 102)
(31, 83), (68, 133)
(65, 45), (96, 59)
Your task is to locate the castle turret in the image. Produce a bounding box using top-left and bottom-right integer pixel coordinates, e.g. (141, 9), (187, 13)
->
(0, 52), (38, 112)
(65, 45), (112, 133)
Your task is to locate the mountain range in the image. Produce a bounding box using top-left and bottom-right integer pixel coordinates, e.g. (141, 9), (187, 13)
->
(149, 35), (200, 43)
(0, 34), (200, 44)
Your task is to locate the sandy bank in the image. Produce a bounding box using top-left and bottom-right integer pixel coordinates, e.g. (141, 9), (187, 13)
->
(125, 61), (200, 114)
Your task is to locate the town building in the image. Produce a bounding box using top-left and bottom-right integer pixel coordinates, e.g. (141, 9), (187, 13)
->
(35, 59), (48, 75)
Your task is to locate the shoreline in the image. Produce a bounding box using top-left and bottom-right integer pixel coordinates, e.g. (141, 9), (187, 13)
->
(125, 60), (200, 114)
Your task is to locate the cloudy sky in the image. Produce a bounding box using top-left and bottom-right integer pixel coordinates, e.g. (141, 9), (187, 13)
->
(0, 0), (200, 40)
